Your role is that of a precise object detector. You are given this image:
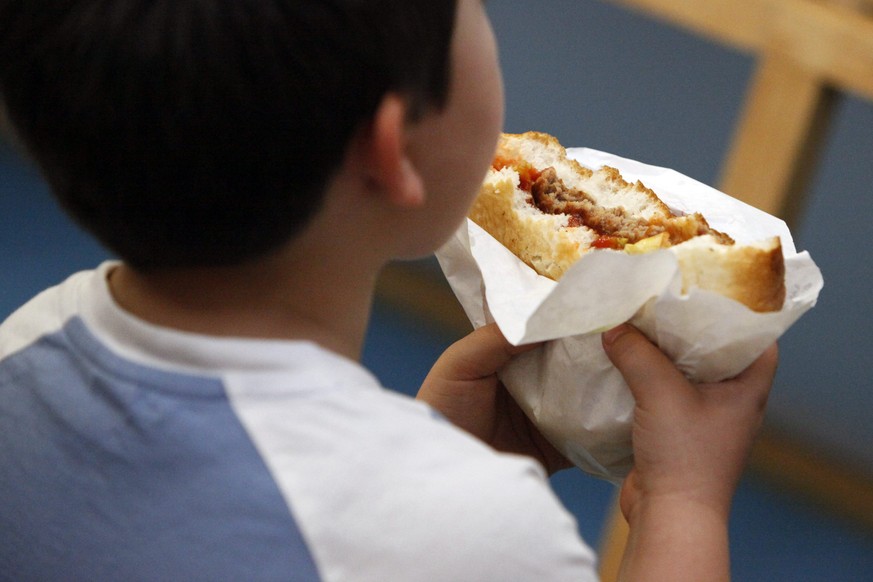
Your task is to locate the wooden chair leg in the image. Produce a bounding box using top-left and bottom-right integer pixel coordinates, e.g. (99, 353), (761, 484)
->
(598, 494), (630, 581)
(718, 49), (837, 227)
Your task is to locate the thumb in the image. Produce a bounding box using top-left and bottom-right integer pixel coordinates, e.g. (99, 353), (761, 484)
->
(601, 324), (694, 406)
(428, 323), (537, 383)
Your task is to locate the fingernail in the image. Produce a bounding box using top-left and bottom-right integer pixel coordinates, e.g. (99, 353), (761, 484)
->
(602, 324), (629, 347)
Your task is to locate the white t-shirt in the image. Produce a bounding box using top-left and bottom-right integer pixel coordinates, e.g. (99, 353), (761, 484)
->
(0, 262), (598, 581)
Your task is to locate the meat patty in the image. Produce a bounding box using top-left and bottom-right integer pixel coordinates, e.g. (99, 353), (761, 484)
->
(529, 167), (730, 245)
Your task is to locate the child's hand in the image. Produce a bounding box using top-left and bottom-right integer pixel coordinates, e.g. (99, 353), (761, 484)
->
(601, 324), (778, 525)
(416, 324), (571, 474)
(602, 324), (777, 581)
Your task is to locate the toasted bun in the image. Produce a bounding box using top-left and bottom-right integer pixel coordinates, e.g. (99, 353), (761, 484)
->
(468, 132), (786, 312)
(672, 235), (785, 313)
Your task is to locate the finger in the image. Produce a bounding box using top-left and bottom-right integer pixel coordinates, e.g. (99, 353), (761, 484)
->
(709, 342), (778, 409)
(733, 343), (779, 385)
(601, 324), (694, 406)
(432, 323), (537, 382)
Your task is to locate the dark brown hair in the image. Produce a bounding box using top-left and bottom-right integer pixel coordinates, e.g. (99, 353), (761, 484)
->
(0, 0), (456, 270)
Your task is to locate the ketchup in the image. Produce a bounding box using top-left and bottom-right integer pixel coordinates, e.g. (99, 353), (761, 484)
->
(492, 155), (542, 192)
(591, 236), (623, 250)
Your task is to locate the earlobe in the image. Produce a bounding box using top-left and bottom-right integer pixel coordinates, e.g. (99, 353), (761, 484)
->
(367, 93), (426, 208)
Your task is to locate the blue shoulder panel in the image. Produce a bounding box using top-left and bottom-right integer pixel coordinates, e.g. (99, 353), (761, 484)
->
(0, 318), (321, 582)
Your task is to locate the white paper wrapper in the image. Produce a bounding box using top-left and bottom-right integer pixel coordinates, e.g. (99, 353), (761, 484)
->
(435, 148), (824, 483)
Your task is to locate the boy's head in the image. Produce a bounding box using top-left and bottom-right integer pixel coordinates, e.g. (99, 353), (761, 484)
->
(0, 0), (459, 271)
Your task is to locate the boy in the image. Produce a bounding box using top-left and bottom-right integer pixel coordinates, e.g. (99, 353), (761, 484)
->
(0, 0), (777, 580)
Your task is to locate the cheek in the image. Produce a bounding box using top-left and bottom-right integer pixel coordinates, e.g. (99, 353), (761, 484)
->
(459, 50), (504, 188)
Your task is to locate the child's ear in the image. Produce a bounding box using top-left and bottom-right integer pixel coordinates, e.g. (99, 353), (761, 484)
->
(362, 93), (426, 208)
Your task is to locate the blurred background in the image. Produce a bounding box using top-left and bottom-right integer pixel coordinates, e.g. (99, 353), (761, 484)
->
(2, 0), (872, 580)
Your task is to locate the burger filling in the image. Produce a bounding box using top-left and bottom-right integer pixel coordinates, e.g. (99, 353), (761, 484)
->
(494, 158), (732, 250)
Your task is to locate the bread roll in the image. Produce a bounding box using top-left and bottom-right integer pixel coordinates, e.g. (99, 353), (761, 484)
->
(468, 132), (785, 312)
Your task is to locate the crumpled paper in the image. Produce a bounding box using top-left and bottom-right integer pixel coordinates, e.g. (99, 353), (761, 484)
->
(435, 147), (824, 482)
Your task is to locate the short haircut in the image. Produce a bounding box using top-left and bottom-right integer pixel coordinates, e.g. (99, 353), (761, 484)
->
(0, 0), (457, 270)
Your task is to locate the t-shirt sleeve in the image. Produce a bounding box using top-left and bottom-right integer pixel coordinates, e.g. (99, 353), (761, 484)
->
(414, 453), (599, 582)
(228, 376), (600, 582)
